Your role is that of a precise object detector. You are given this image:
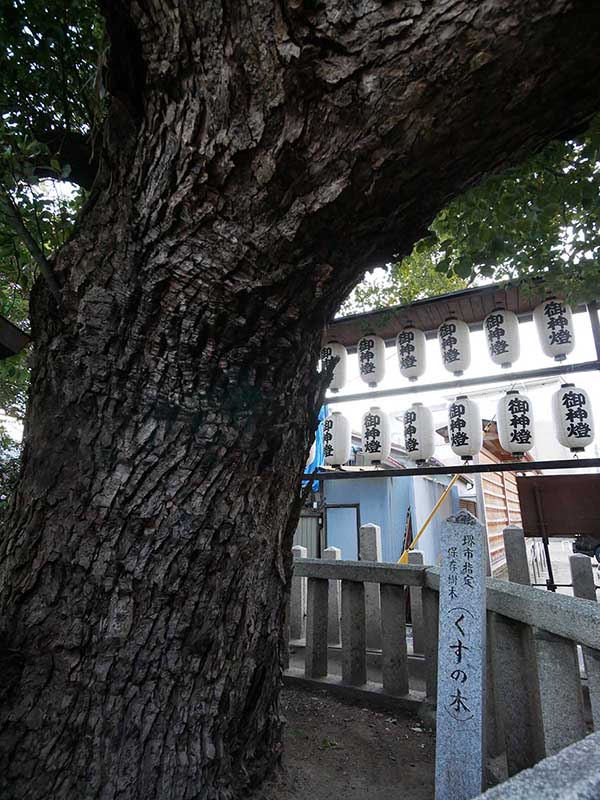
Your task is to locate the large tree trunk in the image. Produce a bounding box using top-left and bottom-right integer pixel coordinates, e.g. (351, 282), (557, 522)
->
(1, 1), (600, 797)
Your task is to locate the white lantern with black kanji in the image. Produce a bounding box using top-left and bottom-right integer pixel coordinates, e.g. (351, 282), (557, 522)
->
(497, 391), (534, 457)
(403, 402), (435, 464)
(438, 318), (471, 375)
(357, 333), (386, 387)
(362, 406), (391, 465)
(552, 384), (595, 452)
(396, 325), (426, 381)
(533, 298), (575, 361)
(320, 341), (347, 392)
(448, 396), (482, 461)
(484, 308), (520, 368)
(323, 411), (352, 466)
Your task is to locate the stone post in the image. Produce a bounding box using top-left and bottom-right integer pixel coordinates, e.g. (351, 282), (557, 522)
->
(282, 598), (290, 671)
(423, 586), (439, 702)
(492, 526), (545, 773)
(485, 610), (506, 769)
(570, 553), (600, 730)
(323, 546), (341, 645)
(290, 545), (307, 641)
(359, 523), (382, 649)
(408, 550), (425, 655)
(435, 510), (486, 800)
(503, 526), (531, 585)
(504, 527), (585, 757)
(380, 584), (409, 696)
(305, 578), (329, 678)
(341, 580), (367, 685)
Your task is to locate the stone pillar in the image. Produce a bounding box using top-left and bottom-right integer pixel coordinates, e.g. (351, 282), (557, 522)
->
(570, 553), (600, 730)
(485, 610), (506, 770)
(380, 584), (409, 696)
(305, 578), (329, 678)
(323, 546), (341, 645)
(423, 586), (439, 702)
(290, 545), (307, 640)
(492, 526), (545, 773)
(534, 630), (586, 754)
(408, 550), (425, 655)
(359, 523), (382, 649)
(504, 527), (585, 757)
(341, 580), (367, 685)
(503, 525), (531, 585)
(282, 598), (290, 671)
(435, 511), (486, 800)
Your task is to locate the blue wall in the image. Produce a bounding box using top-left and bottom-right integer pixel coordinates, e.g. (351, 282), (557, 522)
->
(324, 477), (412, 563)
(324, 475), (460, 565)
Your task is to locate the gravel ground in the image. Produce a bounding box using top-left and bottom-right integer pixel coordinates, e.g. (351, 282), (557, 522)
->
(260, 687), (435, 800)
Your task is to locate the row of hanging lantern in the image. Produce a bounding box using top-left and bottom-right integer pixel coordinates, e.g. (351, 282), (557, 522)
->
(320, 298), (576, 392)
(318, 383), (594, 468)
(323, 407), (393, 466)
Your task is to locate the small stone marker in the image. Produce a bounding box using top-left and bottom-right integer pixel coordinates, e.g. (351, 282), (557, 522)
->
(435, 510), (486, 800)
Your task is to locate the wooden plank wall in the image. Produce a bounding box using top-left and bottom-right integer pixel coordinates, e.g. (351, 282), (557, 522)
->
(479, 451), (523, 574)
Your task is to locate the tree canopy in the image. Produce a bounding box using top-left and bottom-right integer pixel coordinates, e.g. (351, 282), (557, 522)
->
(345, 114), (600, 313)
(0, 0), (94, 466)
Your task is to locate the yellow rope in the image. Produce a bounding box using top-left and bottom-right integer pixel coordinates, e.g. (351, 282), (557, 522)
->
(397, 473), (461, 564)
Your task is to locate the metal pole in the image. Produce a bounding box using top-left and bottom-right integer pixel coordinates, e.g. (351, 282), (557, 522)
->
(534, 485), (557, 592)
(303, 456), (600, 482)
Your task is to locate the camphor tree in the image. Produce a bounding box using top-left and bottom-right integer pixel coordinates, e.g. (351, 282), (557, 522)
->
(2, 2), (600, 798)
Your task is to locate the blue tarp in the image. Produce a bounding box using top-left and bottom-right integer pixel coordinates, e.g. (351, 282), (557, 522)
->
(303, 405), (328, 492)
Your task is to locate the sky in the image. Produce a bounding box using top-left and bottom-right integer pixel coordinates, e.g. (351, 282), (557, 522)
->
(323, 309), (600, 470)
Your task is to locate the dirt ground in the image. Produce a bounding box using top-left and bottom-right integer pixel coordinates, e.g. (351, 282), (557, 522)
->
(261, 687), (435, 800)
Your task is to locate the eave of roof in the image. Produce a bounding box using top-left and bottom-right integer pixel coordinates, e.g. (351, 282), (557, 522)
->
(325, 279), (591, 349)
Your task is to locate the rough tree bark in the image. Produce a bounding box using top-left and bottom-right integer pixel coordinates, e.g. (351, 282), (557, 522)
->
(1, 1), (600, 798)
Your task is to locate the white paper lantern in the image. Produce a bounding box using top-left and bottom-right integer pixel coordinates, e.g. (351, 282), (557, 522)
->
(396, 326), (426, 381)
(362, 406), (391, 464)
(438, 318), (471, 375)
(403, 402), (435, 464)
(357, 334), (386, 387)
(552, 384), (595, 452)
(323, 411), (352, 466)
(320, 341), (347, 392)
(448, 396), (482, 461)
(484, 309), (520, 368)
(533, 298), (575, 361)
(497, 391), (534, 457)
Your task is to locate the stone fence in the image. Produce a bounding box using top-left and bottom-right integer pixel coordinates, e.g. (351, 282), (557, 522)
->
(285, 524), (600, 783)
(477, 729), (600, 800)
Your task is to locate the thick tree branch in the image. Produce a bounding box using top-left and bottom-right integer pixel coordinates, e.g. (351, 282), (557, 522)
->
(30, 128), (98, 190)
(0, 189), (61, 304)
(98, 0), (600, 318)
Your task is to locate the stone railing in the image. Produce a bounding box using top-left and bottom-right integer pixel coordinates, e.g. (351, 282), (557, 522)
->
(286, 525), (600, 780)
(477, 729), (600, 799)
